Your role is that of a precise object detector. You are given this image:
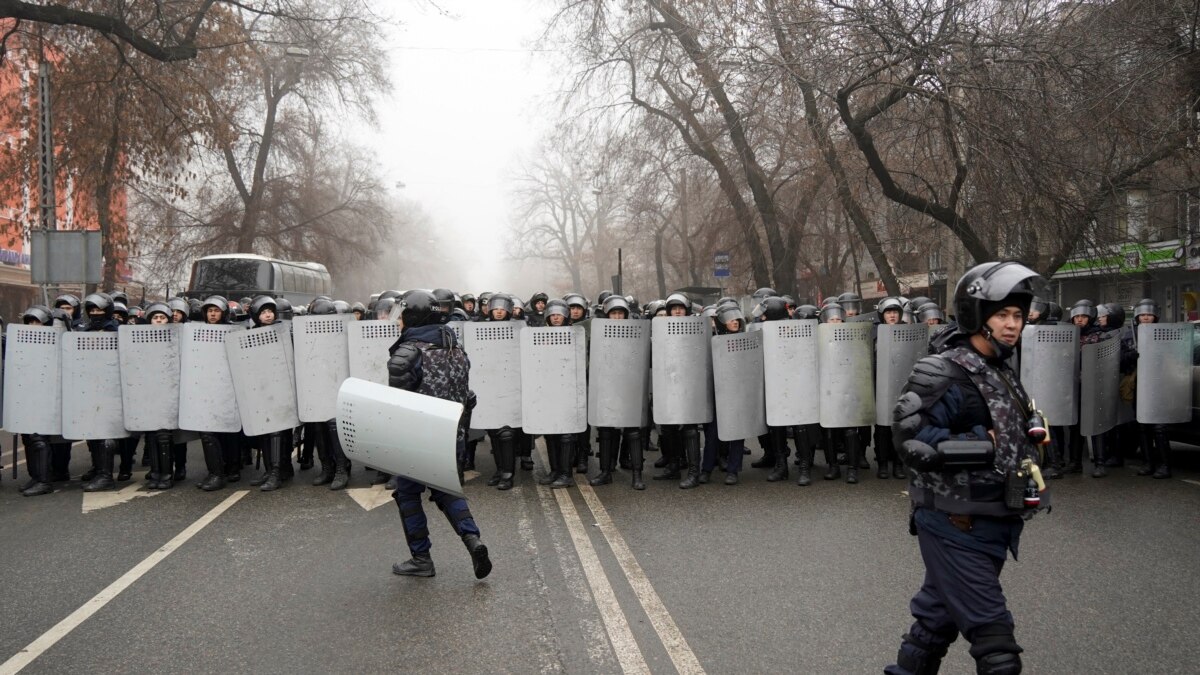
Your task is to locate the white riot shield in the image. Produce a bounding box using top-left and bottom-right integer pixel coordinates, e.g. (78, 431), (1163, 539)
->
(1019, 324), (1080, 426)
(225, 325), (300, 436)
(118, 325), (180, 431)
(347, 320), (398, 386)
(337, 377), (463, 497)
(712, 332), (768, 441)
(1136, 323), (1195, 424)
(293, 315), (352, 422)
(1079, 338), (1120, 437)
(179, 324), (242, 433)
(651, 316), (714, 424)
(587, 319), (651, 428)
(446, 320), (466, 347)
(61, 332), (129, 440)
(875, 324), (930, 426)
(817, 322), (874, 428)
(465, 322), (522, 429)
(762, 320), (819, 426)
(2, 325), (63, 435)
(520, 327), (587, 434)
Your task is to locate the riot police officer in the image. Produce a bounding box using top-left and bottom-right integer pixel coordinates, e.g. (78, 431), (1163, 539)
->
(387, 290), (492, 579)
(700, 304), (750, 486)
(246, 296), (296, 491)
(307, 297), (353, 490)
(78, 293), (122, 492)
(886, 261), (1050, 675)
(874, 297), (907, 479)
(588, 295), (647, 490)
(1131, 299), (1173, 478)
(16, 306), (58, 496)
(140, 303), (179, 490)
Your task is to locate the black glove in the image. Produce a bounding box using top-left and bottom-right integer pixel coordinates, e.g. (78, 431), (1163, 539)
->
(900, 439), (941, 471)
(893, 392), (924, 442)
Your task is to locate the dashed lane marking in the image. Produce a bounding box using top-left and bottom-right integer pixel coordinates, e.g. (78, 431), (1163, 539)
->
(0, 490), (249, 675)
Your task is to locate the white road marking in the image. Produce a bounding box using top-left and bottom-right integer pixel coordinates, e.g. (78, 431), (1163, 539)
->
(551, 483), (650, 675)
(578, 483), (706, 675)
(0, 490), (249, 674)
(514, 486), (569, 674)
(1183, 479), (1200, 487)
(81, 474), (164, 514)
(345, 484), (395, 511)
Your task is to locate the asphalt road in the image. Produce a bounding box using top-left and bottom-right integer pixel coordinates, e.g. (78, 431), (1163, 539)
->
(1, 433), (1199, 674)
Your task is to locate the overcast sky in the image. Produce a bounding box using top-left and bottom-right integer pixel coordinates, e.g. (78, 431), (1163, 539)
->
(366, 0), (560, 293)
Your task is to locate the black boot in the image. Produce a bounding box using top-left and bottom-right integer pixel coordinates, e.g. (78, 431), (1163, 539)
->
(328, 420), (351, 490)
(538, 436), (563, 486)
(311, 428), (335, 486)
(589, 429), (617, 486)
(628, 429), (646, 491)
(392, 553), (436, 577)
(767, 427), (789, 481)
(82, 440), (117, 492)
(172, 442), (188, 482)
(679, 428), (701, 489)
(1152, 426), (1172, 479)
(21, 436), (53, 497)
(148, 430), (174, 490)
(258, 435), (287, 491)
(574, 429), (590, 475)
(50, 442), (72, 482)
(654, 431), (681, 480)
(845, 430), (861, 484)
(463, 534), (493, 579)
(1136, 425), (1156, 476)
(197, 434), (226, 492)
(1090, 435), (1108, 478)
(549, 435), (575, 489)
(1043, 436), (1064, 480)
(822, 441), (841, 480)
(299, 424), (315, 470)
(796, 441), (814, 487)
(495, 428), (516, 491)
(751, 433), (775, 468)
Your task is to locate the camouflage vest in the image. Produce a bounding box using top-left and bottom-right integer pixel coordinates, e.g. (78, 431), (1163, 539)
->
(408, 331), (471, 441)
(909, 345), (1042, 516)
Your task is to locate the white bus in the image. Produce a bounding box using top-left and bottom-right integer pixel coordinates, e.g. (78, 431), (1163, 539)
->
(184, 254), (333, 305)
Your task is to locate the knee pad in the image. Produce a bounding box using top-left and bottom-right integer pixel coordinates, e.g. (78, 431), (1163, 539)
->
(496, 427), (515, 445)
(969, 623), (1022, 675)
(896, 632), (950, 675)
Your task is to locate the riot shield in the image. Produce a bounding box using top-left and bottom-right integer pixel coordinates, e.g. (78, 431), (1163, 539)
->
(225, 325), (300, 436)
(875, 324), (930, 426)
(1136, 323), (1195, 424)
(2, 325), (63, 435)
(817, 322), (874, 428)
(712, 331), (768, 441)
(347, 320), (398, 386)
(293, 315), (351, 422)
(587, 319), (651, 428)
(178, 324), (242, 433)
(1079, 338), (1120, 437)
(762, 320), (819, 426)
(651, 316), (714, 425)
(1018, 324), (1079, 426)
(118, 325), (180, 432)
(519, 326), (587, 434)
(337, 377), (463, 497)
(464, 321), (522, 429)
(61, 332), (129, 440)
(446, 320), (466, 347)
(746, 322), (763, 333)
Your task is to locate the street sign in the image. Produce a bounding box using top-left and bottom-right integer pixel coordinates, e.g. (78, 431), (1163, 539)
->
(714, 251), (731, 278)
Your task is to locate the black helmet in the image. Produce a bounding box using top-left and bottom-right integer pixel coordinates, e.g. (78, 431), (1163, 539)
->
(54, 293), (81, 318)
(21, 305), (53, 325)
(1029, 296), (1049, 317)
(144, 302), (172, 323)
(377, 290), (402, 304)
(753, 296), (790, 321)
(400, 290), (439, 328)
(819, 303), (846, 323)
(350, 301), (367, 318)
(1046, 302), (1063, 323)
(916, 302), (946, 324)
(601, 295), (631, 318)
(793, 304), (819, 320)
(461, 292), (477, 306)
(309, 298), (338, 315)
(752, 287), (778, 302)
(112, 301), (129, 321)
(249, 295), (277, 327)
(275, 297), (293, 320)
(374, 297), (396, 319)
(1098, 302), (1126, 330)
(1069, 299), (1097, 324)
(836, 292), (862, 314)
(529, 292), (548, 307)
(83, 293), (114, 320)
(544, 298), (570, 324)
(1132, 298), (1158, 321)
(432, 289), (456, 312)
(952, 262), (1045, 333)
(109, 290), (129, 306)
(449, 308), (471, 321)
(489, 294), (514, 318)
(664, 292), (691, 315)
(597, 290), (614, 306)
(905, 296), (932, 313)
(645, 300), (666, 318)
(200, 296), (229, 323)
(715, 305), (746, 333)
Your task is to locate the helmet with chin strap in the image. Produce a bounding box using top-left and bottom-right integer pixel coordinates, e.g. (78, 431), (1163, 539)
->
(953, 261), (1045, 358)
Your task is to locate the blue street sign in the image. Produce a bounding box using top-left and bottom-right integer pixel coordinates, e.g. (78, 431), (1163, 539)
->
(714, 251), (731, 278)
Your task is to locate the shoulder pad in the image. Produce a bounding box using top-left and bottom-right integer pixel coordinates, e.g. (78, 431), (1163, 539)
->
(905, 355), (966, 407)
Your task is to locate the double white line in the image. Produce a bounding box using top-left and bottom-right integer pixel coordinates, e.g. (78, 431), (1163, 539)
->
(538, 442), (704, 675)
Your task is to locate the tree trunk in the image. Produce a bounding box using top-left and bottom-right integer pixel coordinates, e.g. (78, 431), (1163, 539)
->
(96, 106), (121, 288)
(654, 225), (667, 299)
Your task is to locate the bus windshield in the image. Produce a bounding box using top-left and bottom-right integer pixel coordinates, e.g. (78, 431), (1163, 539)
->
(190, 258), (271, 294)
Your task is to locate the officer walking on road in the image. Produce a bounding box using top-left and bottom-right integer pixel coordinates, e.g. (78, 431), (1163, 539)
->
(886, 261), (1051, 675)
(387, 290), (492, 579)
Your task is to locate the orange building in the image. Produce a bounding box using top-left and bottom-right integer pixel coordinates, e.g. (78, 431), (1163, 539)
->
(0, 24), (129, 320)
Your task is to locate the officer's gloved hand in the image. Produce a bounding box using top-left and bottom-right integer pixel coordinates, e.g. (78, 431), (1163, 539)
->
(892, 392), (924, 442)
(900, 439), (941, 471)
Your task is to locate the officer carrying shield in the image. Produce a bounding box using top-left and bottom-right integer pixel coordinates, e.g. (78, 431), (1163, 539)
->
(886, 261), (1050, 675)
(387, 290), (492, 579)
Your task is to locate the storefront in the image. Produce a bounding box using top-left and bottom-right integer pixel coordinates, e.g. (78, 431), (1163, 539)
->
(1051, 239), (1196, 321)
